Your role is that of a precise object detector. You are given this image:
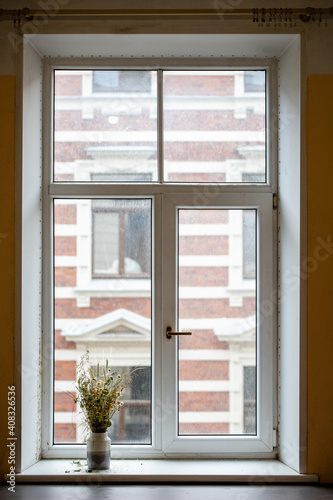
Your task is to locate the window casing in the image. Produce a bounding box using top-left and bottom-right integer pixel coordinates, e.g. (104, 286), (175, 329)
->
(43, 59), (277, 459)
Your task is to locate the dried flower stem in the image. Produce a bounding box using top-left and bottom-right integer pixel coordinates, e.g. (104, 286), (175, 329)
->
(75, 351), (131, 434)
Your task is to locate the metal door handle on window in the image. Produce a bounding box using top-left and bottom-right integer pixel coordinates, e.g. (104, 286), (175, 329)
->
(166, 326), (192, 340)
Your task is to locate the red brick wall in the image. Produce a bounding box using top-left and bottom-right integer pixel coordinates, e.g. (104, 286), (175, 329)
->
(179, 235), (228, 255)
(54, 205), (77, 224)
(180, 210), (229, 224)
(179, 330), (229, 350)
(55, 330), (76, 350)
(55, 361), (76, 381)
(54, 141), (262, 163)
(54, 141), (154, 162)
(54, 104), (264, 132)
(179, 360), (229, 380)
(168, 173), (226, 182)
(55, 74), (82, 96)
(164, 110), (264, 131)
(164, 142), (247, 162)
(179, 267), (228, 287)
(179, 423), (229, 434)
(54, 424), (77, 443)
(54, 173), (75, 182)
(55, 297), (151, 319)
(55, 267), (77, 287)
(179, 297), (255, 319)
(179, 392), (229, 412)
(54, 392), (77, 412)
(55, 109), (155, 131)
(164, 75), (234, 96)
(54, 142), (90, 162)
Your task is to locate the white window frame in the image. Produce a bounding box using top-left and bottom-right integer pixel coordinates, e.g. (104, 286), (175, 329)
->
(41, 58), (277, 460)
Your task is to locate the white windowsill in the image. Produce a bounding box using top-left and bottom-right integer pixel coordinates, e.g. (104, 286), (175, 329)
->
(14, 460), (318, 483)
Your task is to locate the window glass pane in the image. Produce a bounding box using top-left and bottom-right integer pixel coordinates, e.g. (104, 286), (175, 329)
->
(178, 209), (257, 435)
(53, 199), (152, 444)
(54, 70), (157, 182)
(163, 71), (266, 183)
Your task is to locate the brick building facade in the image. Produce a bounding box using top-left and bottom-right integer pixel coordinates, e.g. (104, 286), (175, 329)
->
(52, 69), (265, 443)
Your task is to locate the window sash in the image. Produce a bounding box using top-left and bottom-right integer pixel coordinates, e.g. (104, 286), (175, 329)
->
(161, 192), (274, 455)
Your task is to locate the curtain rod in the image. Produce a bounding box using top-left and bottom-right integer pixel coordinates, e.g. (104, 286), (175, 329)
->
(0, 7), (332, 23)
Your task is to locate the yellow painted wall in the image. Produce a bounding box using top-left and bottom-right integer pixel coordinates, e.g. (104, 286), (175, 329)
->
(0, 76), (16, 480)
(307, 75), (333, 483)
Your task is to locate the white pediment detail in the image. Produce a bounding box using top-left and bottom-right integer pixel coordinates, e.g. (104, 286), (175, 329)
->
(61, 308), (151, 344)
(214, 315), (256, 343)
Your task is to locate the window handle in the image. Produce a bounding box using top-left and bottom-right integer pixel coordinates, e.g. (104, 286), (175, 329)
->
(166, 326), (192, 340)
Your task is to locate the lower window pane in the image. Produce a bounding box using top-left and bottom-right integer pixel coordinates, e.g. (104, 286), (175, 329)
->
(178, 209), (257, 435)
(53, 199), (152, 444)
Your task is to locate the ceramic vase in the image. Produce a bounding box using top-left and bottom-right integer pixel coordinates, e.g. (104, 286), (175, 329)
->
(86, 432), (111, 470)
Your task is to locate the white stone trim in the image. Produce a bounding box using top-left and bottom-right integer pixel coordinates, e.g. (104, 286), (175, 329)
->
(54, 224), (80, 236)
(179, 411), (239, 424)
(179, 224), (230, 236)
(55, 350), (78, 361)
(54, 287), (151, 299)
(55, 130), (265, 143)
(179, 381), (239, 392)
(54, 381), (77, 392)
(166, 161), (227, 173)
(55, 319), (95, 329)
(54, 412), (80, 424)
(55, 256), (78, 267)
(179, 350), (230, 361)
(179, 287), (254, 299)
(179, 256), (229, 266)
